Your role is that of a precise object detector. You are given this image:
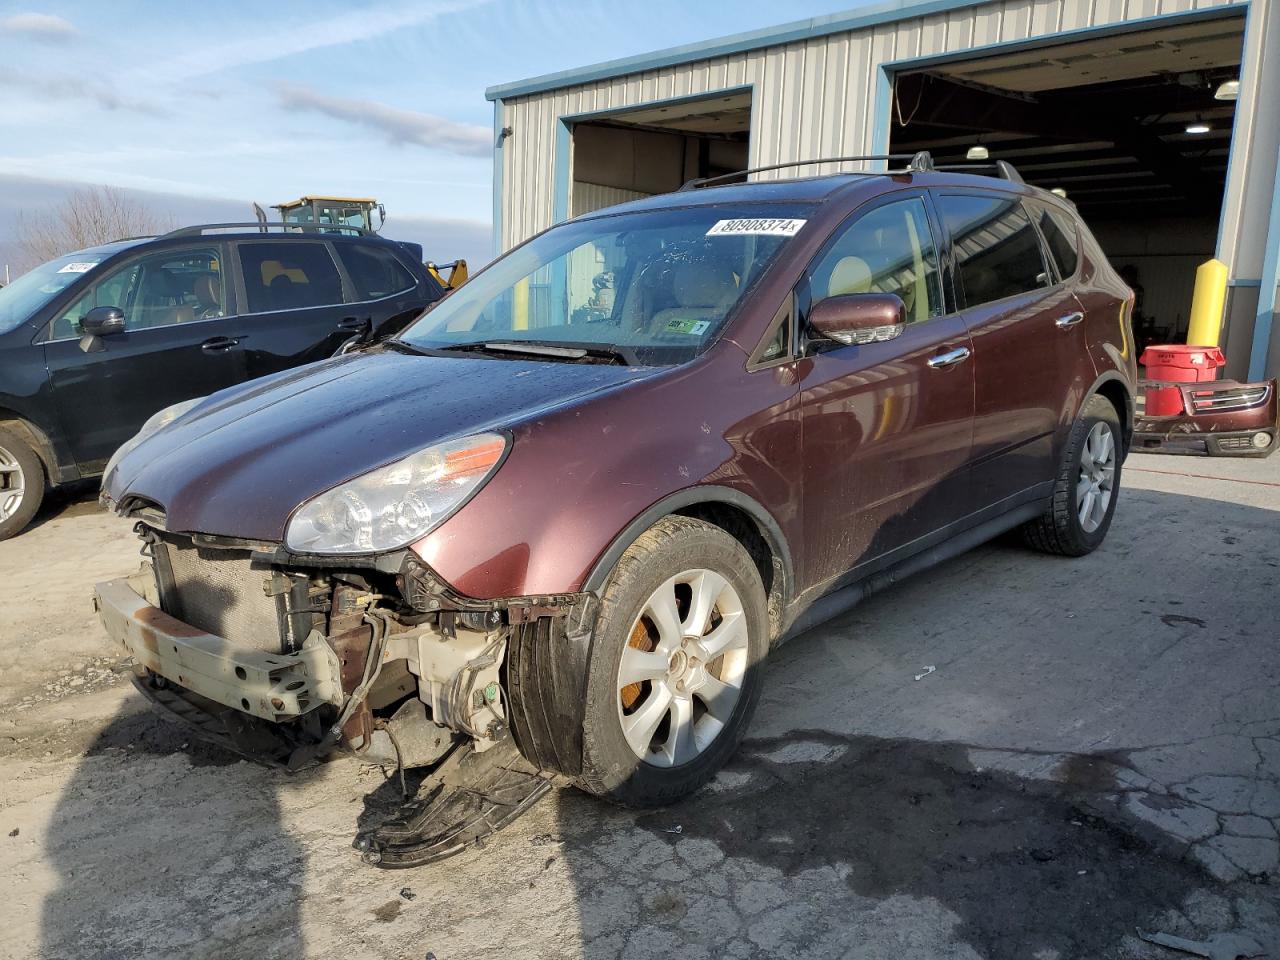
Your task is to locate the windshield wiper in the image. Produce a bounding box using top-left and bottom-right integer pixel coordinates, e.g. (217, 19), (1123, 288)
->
(382, 338), (433, 356)
(431, 340), (640, 366)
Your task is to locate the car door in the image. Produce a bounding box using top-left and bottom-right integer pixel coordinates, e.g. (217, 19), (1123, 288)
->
(41, 242), (243, 472)
(231, 239), (361, 379)
(796, 192), (975, 594)
(936, 191), (1077, 513)
(1026, 197), (1094, 417)
(332, 241), (437, 343)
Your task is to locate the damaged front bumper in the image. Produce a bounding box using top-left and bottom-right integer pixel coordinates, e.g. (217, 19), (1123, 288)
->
(95, 571), (343, 723)
(94, 520), (596, 775)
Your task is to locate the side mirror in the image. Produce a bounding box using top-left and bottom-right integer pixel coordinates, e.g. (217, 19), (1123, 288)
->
(808, 293), (905, 346)
(81, 305), (126, 337)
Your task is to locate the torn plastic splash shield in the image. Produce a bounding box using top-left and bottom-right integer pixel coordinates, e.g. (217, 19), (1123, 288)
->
(356, 738), (554, 868)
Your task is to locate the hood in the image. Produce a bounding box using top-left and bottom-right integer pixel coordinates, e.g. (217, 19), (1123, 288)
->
(108, 348), (663, 541)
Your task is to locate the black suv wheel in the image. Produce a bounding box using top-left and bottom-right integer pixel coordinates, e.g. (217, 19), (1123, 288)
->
(0, 425), (45, 541)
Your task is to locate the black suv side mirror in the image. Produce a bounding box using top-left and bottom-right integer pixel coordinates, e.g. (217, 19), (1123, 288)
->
(81, 306), (126, 337)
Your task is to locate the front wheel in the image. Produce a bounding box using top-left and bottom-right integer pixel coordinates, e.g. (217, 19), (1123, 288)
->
(0, 425), (45, 541)
(1021, 394), (1122, 557)
(576, 516), (769, 807)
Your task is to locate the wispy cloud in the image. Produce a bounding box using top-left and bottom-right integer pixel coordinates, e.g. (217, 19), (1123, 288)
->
(0, 67), (163, 115)
(143, 0), (485, 82)
(0, 12), (76, 42)
(278, 83), (491, 158)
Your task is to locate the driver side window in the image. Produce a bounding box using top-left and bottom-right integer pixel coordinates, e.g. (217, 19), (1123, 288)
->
(807, 196), (944, 325)
(52, 246), (226, 339)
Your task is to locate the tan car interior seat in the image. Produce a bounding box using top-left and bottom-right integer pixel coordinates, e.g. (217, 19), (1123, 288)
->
(193, 274), (223, 319)
(649, 263), (739, 333)
(826, 256), (873, 297)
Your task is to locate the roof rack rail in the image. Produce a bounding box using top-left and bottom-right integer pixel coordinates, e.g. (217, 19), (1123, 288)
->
(162, 222), (370, 238)
(933, 159), (1025, 184)
(678, 151), (935, 191)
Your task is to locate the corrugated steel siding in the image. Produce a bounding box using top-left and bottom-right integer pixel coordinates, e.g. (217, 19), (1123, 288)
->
(571, 181), (651, 218)
(497, 0), (1244, 251)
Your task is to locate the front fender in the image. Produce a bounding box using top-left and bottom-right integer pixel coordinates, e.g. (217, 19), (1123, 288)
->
(410, 349), (802, 601)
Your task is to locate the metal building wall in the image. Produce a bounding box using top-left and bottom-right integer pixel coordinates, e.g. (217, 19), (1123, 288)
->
(494, 0), (1245, 253)
(571, 182), (650, 218)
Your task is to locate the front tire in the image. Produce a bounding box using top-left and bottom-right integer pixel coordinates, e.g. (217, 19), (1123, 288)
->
(0, 425), (45, 541)
(576, 516), (768, 807)
(1022, 394), (1122, 557)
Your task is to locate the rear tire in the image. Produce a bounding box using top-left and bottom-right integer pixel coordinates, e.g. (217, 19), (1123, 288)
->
(1021, 395), (1122, 557)
(0, 425), (45, 541)
(575, 516), (768, 807)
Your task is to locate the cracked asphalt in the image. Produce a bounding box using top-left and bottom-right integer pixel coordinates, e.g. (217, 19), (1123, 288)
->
(1, 452), (1278, 960)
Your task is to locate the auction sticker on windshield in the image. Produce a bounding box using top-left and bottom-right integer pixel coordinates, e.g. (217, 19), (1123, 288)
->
(706, 218), (806, 237)
(57, 262), (99, 274)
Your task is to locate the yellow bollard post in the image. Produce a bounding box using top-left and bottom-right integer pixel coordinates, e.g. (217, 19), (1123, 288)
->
(1186, 258), (1228, 347)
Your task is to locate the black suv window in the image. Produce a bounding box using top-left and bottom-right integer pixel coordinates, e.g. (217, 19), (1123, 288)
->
(937, 194), (1050, 307)
(53, 246), (226, 339)
(807, 196), (944, 324)
(238, 242), (344, 313)
(1027, 200), (1080, 280)
(336, 244), (416, 301)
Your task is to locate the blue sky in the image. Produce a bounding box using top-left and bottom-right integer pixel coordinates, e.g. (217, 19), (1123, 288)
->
(0, 0), (866, 262)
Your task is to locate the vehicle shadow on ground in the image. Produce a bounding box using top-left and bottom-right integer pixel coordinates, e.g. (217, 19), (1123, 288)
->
(561, 732), (1212, 959)
(38, 705), (308, 960)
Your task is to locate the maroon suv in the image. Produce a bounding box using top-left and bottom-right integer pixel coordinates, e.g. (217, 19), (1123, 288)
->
(95, 160), (1135, 829)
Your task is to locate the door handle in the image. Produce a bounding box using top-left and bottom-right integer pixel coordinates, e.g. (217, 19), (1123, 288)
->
(338, 316), (372, 333)
(201, 336), (240, 353)
(927, 346), (971, 369)
(1055, 311), (1084, 328)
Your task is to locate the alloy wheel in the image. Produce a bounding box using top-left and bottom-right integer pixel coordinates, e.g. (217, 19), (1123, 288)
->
(0, 444), (25, 523)
(1077, 421), (1116, 533)
(616, 569), (750, 768)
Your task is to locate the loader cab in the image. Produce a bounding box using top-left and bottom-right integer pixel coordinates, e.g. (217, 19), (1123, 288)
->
(274, 196), (386, 234)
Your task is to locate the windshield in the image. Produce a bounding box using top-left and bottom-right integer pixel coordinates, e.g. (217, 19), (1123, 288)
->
(0, 252), (106, 335)
(400, 203), (813, 365)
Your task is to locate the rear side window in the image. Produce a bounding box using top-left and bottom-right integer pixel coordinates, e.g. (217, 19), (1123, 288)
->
(1027, 200), (1080, 279)
(336, 244), (416, 301)
(937, 194), (1051, 307)
(238, 242), (344, 313)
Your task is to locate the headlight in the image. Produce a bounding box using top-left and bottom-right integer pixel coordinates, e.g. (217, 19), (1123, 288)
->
(284, 432), (507, 554)
(102, 396), (206, 487)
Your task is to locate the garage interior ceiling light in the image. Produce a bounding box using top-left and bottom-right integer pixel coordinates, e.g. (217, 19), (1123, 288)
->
(1213, 79), (1240, 101)
(965, 144), (989, 159)
(1185, 120), (1212, 134)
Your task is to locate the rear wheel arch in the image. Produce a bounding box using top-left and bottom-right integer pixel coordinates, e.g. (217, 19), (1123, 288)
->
(582, 486), (792, 642)
(1086, 374), (1133, 452)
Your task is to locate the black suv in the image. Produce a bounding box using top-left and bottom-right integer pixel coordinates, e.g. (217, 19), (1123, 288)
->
(0, 224), (444, 539)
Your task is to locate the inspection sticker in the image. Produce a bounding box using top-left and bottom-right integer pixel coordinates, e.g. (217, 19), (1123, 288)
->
(706, 218), (806, 237)
(57, 262), (98, 274)
(665, 318), (712, 335)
